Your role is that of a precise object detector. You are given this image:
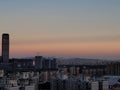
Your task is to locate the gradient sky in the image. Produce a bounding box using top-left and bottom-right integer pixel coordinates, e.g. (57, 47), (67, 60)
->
(0, 0), (120, 59)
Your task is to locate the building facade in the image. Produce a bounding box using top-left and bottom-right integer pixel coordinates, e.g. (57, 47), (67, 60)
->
(2, 33), (9, 64)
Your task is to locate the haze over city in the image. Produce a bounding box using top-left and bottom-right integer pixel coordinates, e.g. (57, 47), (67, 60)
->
(0, 0), (120, 59)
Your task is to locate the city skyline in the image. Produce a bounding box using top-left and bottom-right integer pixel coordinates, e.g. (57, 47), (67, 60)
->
(0, 0), (120, 59)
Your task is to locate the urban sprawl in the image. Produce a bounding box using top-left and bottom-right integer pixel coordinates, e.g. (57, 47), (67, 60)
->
(0, 33), (120, 90)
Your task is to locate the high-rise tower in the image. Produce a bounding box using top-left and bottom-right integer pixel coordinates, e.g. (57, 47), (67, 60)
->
(2, 33), (9, 64)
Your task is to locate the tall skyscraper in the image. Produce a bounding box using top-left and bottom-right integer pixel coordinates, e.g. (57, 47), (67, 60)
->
(2, 33), (9, 64)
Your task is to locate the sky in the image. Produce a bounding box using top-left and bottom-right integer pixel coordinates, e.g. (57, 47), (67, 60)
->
(0, 0), (120, 59)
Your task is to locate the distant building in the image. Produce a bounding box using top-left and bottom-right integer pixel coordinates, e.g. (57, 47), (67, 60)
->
(50, 58), (58, 70)
(11, 58), (34, 72)
(2, 33), (9, 64)
(35, 56), (58, 71)
(35, 56), (43, 70)
(58, 65), (107, 76)
(107, 62), (120, 75)
(42, 58), (58, 70)
(42, 59), (50, 70)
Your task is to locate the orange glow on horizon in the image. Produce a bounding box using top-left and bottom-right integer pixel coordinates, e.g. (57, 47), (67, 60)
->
(9, 41), (120, 59)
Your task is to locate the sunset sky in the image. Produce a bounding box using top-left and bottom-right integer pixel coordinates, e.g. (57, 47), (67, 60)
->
(0, 0), (120, 59)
